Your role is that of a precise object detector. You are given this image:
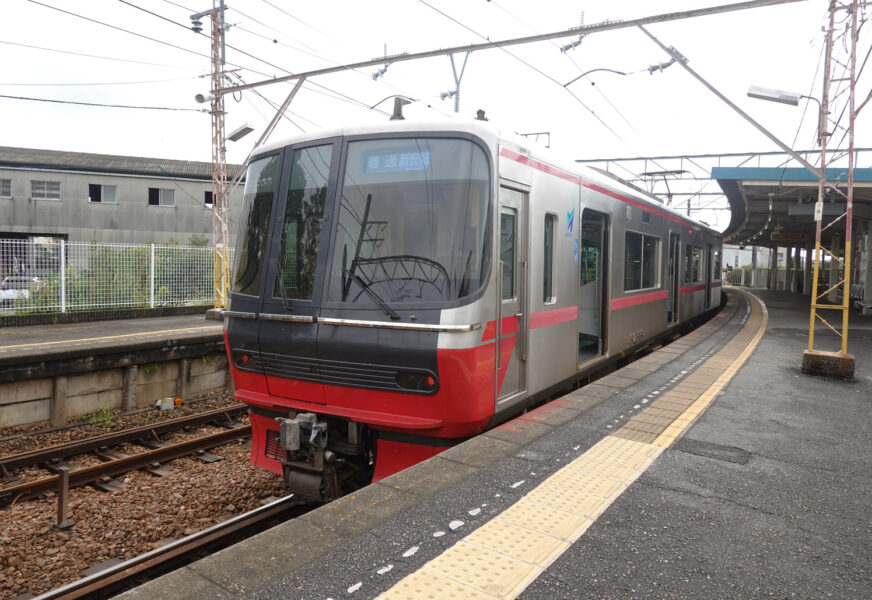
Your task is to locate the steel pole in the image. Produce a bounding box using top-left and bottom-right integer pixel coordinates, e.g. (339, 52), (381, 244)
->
(841, 0), (858, 354)
(210, 10), (229, 309)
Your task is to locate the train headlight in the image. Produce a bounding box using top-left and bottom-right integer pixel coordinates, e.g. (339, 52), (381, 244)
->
(395, 371), (438, 393)
(231, 348), (258, 371)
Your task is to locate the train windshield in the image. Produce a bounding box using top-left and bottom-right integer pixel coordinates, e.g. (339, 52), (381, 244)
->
(326, 138), (491, 306)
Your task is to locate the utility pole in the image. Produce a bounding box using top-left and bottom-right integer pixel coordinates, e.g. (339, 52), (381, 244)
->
(191, 1), (230, 310)
(803, 0), (859, 378)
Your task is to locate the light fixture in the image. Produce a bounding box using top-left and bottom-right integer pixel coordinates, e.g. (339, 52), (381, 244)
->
(194, 93), (215, 104)
(748, 85), (825, 143)
(227, 123), (254, 142)
(747, 85), (801, 106)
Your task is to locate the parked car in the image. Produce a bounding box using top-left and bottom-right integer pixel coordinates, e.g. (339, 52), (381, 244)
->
(0, 275), (41, 307)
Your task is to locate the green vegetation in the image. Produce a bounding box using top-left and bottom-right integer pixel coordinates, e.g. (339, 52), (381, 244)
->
(13, 241), (215, 314)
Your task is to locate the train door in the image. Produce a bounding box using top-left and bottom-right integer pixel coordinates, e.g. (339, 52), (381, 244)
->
(667, 233), (680, 323)
(705, 243), (713, 309)
(497, 186), (527, 402)
(258, 142), (337, 401)
(578, 209), (608, 364)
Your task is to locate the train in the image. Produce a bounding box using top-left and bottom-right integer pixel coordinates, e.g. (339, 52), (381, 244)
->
(224, 115), (722, 502)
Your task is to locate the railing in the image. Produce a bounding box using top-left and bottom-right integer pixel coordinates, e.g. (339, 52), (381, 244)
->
(0, 239), (221, 314)
(725, 267), (808, 292)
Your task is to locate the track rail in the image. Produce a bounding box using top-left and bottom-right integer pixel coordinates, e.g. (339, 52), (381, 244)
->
(1, 425), (251, 503)
(0, 405), (248, 472)
(32, 494), (299, 600)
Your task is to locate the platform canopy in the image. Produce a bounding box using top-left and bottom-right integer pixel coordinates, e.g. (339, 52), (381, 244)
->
(714, 165), (872, 248)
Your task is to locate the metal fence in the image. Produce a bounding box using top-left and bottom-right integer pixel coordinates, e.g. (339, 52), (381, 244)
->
(724, 267), (807, 292)
(0, 239), (218, 314)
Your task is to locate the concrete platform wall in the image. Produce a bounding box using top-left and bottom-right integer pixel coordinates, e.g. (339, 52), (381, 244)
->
(0, 351), (229, 428)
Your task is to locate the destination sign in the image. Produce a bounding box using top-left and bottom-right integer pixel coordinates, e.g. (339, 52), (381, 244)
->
(362, 148), (431, 174)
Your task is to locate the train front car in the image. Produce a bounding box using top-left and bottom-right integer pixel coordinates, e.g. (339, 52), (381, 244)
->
(225, 125), (497, 502)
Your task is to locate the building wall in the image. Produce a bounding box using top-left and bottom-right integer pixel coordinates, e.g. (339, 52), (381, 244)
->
(0, 167), (243, 246)
(723, 244), (775, 269)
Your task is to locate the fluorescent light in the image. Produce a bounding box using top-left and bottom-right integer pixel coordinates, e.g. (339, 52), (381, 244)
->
(747, 85), (801, 106)
(227, 123), (254, 142)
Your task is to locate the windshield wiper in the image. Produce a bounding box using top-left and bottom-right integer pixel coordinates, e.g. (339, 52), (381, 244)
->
(343, 269), (400, 321)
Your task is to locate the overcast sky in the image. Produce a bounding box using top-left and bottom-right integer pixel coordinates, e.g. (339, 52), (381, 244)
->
(2, 0), (864, 230)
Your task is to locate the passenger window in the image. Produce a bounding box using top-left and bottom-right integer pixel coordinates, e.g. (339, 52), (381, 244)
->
(685, 245), (702, 283)
(543, 214), (556, 302)
(624, 231), (660, 291)
(713, 249), (722, 281)
(274, 145), (332, 301)
(500, 211), (516, 300)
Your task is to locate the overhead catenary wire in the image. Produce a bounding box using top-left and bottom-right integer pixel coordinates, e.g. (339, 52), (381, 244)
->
(0, 94), (202, 112)
(415, 0), (630, 147)
(0, 76), (200, 87)
(33, 0), (391, 120)
(27, 0), (211, 63)
(488, 0), (641, 136)
(0, 39), (195, 69)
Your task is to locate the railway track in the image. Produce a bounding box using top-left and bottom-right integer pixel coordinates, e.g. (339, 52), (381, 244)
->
(32, 494), (300, 600)
(0, 406), (250, 505)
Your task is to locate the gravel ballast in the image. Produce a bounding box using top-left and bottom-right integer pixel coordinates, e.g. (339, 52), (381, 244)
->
(0, 396), (288, 599)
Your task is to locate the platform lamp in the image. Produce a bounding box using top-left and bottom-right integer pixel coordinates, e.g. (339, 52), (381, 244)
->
(747, 84), (855, 377)
(747, 86), (824, 142)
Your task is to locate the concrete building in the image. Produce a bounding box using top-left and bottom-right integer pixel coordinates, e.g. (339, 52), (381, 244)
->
(0, 146), (243, 246)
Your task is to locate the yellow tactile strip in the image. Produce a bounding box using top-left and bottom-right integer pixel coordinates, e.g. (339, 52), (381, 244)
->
(377, 291), (767, 600)
(614, 290), (768, 448)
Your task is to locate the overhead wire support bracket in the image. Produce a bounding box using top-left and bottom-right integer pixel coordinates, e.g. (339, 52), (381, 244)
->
(215, 0), (808, 96)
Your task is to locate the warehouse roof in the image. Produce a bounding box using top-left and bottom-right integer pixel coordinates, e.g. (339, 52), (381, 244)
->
(0, 146), (243, 180)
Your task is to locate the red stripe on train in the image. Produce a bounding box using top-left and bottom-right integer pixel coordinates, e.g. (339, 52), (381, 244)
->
(611, 290), (668, 310)
(680, 283), (707, 295)
(482, 305), (578, 342)
(530, 305), (578, 329)
(499, 148), (701, 231)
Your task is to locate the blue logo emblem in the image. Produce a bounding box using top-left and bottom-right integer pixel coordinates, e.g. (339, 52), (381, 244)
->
(566, 208), (575, 236)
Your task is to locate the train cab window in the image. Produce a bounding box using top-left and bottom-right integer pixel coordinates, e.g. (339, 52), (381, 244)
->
(327, 138), (491, 306)
(543, 213), (556, 302)
(232, 154), (279, 296)
(624, 231), (660, 291)
(685, 245), (702, 283)
(274, 145), (332, 301)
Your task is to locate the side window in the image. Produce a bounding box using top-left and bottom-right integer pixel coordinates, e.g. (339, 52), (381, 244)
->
(148, 188), (174, 207)
(543, 213), (556, 302)
(713, 248), (722, 281)
(500, 211), (516, 300)
(32, 180), (60, 200)
(625, 231), (660, 291)
(685, 245), (701, 283)
(274, 145), (332, 301)
(89, 184), (117, 204)
(0, 179), (11, 198)
(232, 154), (279, 295)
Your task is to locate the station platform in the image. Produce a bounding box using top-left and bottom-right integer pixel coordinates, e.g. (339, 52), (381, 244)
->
(0, 314), (221, 364)
(119, 289), (871, 600)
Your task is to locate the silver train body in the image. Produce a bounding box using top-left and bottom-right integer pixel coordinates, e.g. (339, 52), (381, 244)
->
(226, 118), (722, 499)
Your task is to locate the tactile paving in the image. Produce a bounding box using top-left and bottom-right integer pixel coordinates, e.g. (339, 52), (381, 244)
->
(544, 469), (626, 498)
(497, 499), (592, 542)
(376, 291), (768, 600)
(464, 520), (569, 567)
(426, 542), (541, 598)
(524, 482), (611, 518)
(378, 568), (496, 600)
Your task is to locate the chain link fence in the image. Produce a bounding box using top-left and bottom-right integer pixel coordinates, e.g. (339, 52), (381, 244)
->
(0, 239), (221, 314)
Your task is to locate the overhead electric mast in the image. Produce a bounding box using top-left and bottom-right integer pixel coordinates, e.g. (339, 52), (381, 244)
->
(191, 1), (230, 310)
